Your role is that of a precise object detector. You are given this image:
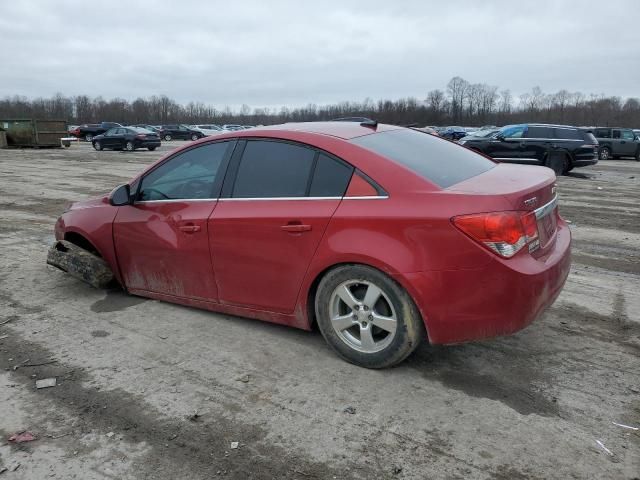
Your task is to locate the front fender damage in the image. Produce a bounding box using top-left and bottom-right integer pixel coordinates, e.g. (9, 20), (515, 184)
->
(46, 240), (114, 289)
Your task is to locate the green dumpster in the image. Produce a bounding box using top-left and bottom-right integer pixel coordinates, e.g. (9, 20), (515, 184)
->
(1, 119), (68, 148)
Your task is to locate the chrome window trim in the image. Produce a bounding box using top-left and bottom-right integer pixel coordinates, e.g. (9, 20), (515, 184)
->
(135, 195), (390, 203)
(534, 195), (557, 220)
(218, 195), (389, 202)
(136, 198), (217, 204)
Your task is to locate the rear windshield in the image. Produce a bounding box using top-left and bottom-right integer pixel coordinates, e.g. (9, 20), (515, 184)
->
(351, 129), (495, 188)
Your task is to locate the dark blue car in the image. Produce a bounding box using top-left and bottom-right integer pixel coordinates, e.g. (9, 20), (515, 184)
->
(440, 126), (468, 141)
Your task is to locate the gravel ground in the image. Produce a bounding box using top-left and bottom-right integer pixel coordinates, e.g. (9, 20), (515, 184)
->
(0, 142), (638, 479)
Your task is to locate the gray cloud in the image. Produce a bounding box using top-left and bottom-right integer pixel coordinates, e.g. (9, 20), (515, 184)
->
(1, 0), (638, 108)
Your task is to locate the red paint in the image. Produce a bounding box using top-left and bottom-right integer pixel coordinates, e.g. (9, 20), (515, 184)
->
(55, 122), (571, 345)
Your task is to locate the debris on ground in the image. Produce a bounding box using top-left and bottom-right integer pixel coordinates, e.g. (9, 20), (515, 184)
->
(612, 422), (639, 431)
(0, 335), (8, 340)
(0, 317), (17, 326)
(35, 377), (57, 389)
(8, 431), (37, 443)
(595, 440), (614, 456)
(105, 432), (115, 438)
(46, 240), (114, 289)
(236, 374), (250, 383)
(188, 411), (201, 422)
(392, 465), (403, 475)
(230, 441), (239, 449)
(596, 186), (603, 190)
(343, 406), (356, 414)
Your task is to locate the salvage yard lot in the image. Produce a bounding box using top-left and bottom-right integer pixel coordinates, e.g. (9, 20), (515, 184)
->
(0, 143), (638, 479)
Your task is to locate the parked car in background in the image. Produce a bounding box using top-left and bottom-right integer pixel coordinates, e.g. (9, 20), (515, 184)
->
(458, 123), (598, 175)
(132, 124), (162, 134)
(413, 126), (439, 136)
(92, 127), (161, 152)
(52, 122), (570, 368)
(457, 128), (500, 143)
(195, 124), (223, 131)
(582, 127), (640, 160)
(439, 126), (468, 141)
(70, 122), (122, 142)
(222, 124), (244, 131)
(189, 125), (224, 136)
(159, 124), (204, 141)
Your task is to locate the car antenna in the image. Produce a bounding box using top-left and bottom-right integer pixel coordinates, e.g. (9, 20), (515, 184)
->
(360, 119), (378, 128)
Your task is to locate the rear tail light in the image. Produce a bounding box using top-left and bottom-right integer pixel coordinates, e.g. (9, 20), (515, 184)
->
(452, 211), (539, 258)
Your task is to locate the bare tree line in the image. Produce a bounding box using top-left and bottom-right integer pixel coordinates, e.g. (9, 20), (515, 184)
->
(1, 77), (638, 127)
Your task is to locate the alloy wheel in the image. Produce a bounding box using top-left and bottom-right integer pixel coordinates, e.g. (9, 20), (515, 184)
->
(329, 280), (398, 353)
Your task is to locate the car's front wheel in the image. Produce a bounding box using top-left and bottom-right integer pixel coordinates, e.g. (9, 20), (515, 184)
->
(191, 133), (199, 141)
(93, 141), (103, 151)
(85, 134), (93, 142)
(315, 265), (424, 368)
(124, 141), (134, 151)
(164, 134), (172, 141)
(599, 147), (611, 160)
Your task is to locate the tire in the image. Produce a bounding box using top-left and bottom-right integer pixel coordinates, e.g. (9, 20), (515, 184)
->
(148, 147), (156, 151)
(599, 147), (610, 160)
(164, 134), (172, 141)
(93, 141), (103, 151)
(191, 134), (199, 141)
(546, 153), (569, 176)
(635, 149), (640, 162)
(85, 134), (93, 142)
(315, 264), (425, 369)
(124, 141), (134, 152)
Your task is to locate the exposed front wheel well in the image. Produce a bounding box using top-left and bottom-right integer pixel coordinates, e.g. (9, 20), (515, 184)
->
(64, 232), (100, 257)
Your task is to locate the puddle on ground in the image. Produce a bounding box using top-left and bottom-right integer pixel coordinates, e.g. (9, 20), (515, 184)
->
(91, 289), (147, 313)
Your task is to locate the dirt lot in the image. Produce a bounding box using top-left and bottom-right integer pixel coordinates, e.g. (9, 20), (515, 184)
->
(0, 142), (638, 479)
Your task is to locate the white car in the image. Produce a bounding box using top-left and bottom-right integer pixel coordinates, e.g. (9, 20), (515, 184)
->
(189, 125), (224, 137)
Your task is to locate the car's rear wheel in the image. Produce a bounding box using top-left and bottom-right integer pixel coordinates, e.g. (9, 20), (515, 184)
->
(191, 133), (199, 141)
(315, 265), (424, 368)
(164, 134), (172, 141)
(599, 147), (611, 160)
(546, 153), (569, 176)
(93, 141), (102, 151)
(125, 141), (134, 151)
(85, 134), (93, 142)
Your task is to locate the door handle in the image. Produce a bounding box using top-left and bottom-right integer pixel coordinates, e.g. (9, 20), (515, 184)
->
(281, 224), (312, 233)
(179, 224), (201, 233)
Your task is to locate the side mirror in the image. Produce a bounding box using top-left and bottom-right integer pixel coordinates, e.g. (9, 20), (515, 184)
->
(495, 133), (505, 141)
(109, 184), (131, 206)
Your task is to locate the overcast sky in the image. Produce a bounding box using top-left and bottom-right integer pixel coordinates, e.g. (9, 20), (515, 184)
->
(1, 0), (639, 109)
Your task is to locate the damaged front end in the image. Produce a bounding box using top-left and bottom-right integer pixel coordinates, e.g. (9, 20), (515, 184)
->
(46, 240), (114, 289)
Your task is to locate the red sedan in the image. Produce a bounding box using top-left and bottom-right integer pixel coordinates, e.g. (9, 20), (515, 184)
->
(52, 122), (571, 368)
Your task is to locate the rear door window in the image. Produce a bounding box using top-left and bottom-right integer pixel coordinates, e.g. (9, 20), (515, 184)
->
(621, 130), (635, 140)
(594, 128), (611, 138)
(554, 128), (582, 140)
(232, 140), (316, 198)
(613, 130), (621, 139)
(526, 126), (553, 138)
(351, 129), (495, 189)
(309, 154), (354, 197)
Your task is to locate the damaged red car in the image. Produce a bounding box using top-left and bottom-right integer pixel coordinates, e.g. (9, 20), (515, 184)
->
(51, 122), (571, 368)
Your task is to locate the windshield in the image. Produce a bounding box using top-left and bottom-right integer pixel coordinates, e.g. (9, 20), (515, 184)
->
(351, 129), (495, 188)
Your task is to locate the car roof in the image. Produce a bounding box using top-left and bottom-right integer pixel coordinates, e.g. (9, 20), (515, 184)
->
(252, 121), (402, 140)
(507, 123), (580, 129)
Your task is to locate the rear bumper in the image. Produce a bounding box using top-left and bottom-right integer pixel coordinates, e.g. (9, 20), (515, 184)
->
(396, 221), (571, 345)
